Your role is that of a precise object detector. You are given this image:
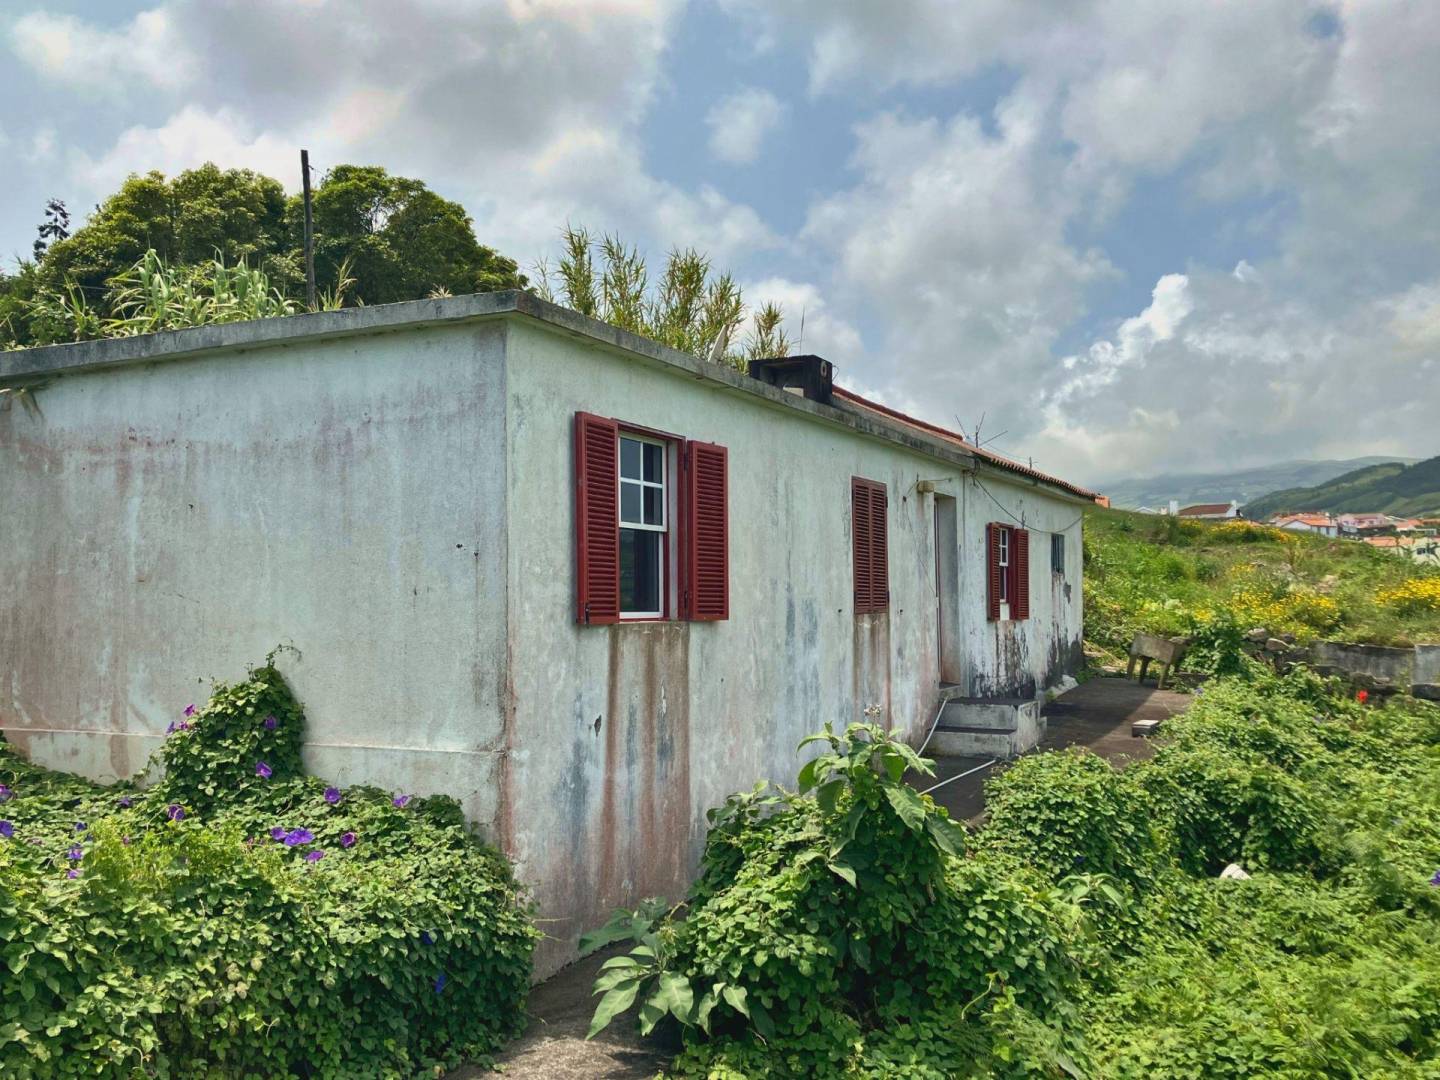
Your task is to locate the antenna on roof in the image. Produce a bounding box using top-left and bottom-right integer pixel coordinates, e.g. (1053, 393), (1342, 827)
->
(301, 149), (316, 312)
(797, 306), (806, 353)
(706, 324), (731, 366)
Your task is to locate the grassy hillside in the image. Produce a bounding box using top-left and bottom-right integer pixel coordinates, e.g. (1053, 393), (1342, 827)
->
(1245, 454), (1440, 518)
(1100, 456), (1415, 510)
(1084, 509), (1440, 663)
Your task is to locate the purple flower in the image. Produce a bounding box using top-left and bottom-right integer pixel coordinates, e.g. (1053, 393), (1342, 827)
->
(324, 786), (341, 805)
(340, 831), (357, 849)
(178, 721), (190, 732)
(117, 796), (132, 809)
(0, 821), (13, 840)
(270, 826), (288, 841)
(74, 821), (87, 833)
(393, 794), (412, 809)
(67, 846), (83, 861)
(1430, 869), (1440, 888)
(305, 849), (325, 862)
(67, 868), (80, 880)
(166, 721), (177, 735)
(434, 973), (447, 995)
(283, 828), (314, 847)
(255, 761), (273, 779)
(264, 715), (278, 730)
(184, 704), (196, 717)
(166, 804), (185, 822)
(0, 784), (12, 803)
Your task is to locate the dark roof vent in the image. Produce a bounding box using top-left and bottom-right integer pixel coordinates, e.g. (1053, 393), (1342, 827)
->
(747, 354), (834, 406)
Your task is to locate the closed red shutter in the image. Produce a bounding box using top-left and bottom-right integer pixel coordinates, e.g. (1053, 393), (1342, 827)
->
(987, 523), (1002, 621)
(852, 478), (889, 614)
(574, 412), (619, 624)
(1012, 528), (1030, 620)
(686, 440), (729, 620)
(870, 482), (889, 612)
(852, 479), (871, 612)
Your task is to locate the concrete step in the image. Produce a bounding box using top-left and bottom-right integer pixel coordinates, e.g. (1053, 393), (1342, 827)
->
(930, 725), (1018, 758)
(929, 696), (1046, 760)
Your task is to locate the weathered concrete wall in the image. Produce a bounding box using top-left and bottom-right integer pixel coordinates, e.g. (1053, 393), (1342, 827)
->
(956, 475), (1085, 699)
(501, 320), (1085, 974)
(0, 322), (510, 824)
(1308, 641), (1415, 691)
(1415, 645), (1440, 700)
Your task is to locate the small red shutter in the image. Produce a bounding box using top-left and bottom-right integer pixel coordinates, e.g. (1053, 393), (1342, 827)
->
(870, 483), (889, 612)
(1012, 528), (1030, 620)
(987, 523), (1002, 621)
(575, 412), (619, 624)
(852, 479), (872, 613)
(852, 478), (888, 614)
(686, 440), (729, 620)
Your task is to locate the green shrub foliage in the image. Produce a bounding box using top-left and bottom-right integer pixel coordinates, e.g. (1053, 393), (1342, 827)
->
(0, 659), (538, 1078)
(584, 668), (1440, 1078)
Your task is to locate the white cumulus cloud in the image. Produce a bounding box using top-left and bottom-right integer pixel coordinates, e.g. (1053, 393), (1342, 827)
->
(706, 87), (784, 164)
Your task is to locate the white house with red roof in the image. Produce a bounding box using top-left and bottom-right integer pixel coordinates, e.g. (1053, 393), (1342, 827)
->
(1270, 512), (1338, 537)
(1177, 500), (1241, 520)
(0, 292), (1097, 974)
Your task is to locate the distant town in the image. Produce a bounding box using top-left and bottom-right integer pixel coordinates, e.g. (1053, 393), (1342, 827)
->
(1123, 500), (1440, 564)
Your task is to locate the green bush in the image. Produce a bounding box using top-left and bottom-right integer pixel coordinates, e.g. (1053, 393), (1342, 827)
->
(981, 749), (1163, 892)
(582, 668), (1440, 1078)
(584, 723), (1086, 1078)
(0, 659), (538, 1078)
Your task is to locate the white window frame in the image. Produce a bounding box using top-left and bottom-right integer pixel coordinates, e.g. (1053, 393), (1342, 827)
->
(618, 433), (668, 619)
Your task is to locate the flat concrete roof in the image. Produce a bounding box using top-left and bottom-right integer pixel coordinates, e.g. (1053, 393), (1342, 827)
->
(0, 290), (1095, 502)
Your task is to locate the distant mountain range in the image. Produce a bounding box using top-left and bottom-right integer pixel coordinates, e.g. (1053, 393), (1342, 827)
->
(1101, 457), (1418, 511)
(1243, 455), (1440, 519)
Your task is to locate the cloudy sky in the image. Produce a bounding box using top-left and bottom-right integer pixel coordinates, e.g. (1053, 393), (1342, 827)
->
(3, 1), (1438, 487)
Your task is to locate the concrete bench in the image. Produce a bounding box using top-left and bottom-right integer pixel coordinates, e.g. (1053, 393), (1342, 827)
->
(1126, 633), (1189, 691)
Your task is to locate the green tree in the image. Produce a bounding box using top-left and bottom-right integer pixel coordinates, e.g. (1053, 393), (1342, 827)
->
(37, 165), (294, 306)
(296, 164), (523, 305)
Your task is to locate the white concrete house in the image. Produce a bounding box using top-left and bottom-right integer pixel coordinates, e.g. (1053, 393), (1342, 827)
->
(1271, 513), (1338, 537)
(0, 292), (1095, 973)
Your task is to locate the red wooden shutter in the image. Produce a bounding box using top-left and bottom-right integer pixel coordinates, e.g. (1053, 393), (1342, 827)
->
(852, 479), (872, 613)
(852, 478), (888, 614)
(686, 440), (729, 620)
(987, 523), (1002, 621)
(1012, 528), (1030, 620)
(870, 483), (889, 612)
(574, 412), (619, 624)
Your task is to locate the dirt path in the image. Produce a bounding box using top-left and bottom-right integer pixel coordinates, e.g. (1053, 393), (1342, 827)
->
(455, 946), (675, 1079)
(915, 677), (1192, 824)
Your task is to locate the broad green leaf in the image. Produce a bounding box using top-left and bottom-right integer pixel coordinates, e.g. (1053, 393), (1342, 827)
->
(884, 783), (927, 832)
(827, 860), (857, 888)
(657, 970), (694, 1024)
(721, 984), (749, 1018)
(586, 981), (640, 1039)
(925, 815), (968, 857)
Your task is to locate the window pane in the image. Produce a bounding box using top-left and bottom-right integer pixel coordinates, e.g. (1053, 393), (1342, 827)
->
(643, 442), (662, 483)
(621, 482), (642, 524)
(643, 485), (664, 526)
(620, 528), (661, 613)
(620, 436), (642, 481)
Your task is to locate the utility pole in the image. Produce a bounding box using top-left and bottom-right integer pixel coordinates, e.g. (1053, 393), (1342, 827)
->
(301, 149), (316, 311)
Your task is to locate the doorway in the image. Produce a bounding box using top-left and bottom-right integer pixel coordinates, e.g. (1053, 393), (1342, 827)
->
(934, 494), (962, 686)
